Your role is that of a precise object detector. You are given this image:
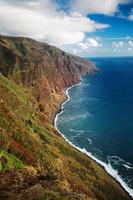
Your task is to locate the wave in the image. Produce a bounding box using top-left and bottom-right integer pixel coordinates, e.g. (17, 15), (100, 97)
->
(80, 83), (90, 87)
(70, 129), (96, 134)
(70, 133), (84, 140)
(87, 138), (93, 144)
(70, 129), (84, 133)
(123, 164), (133, 170)
(54, 82), (133, 198)
(108, 156), (133, 170)
(71, 97), (98, 106)
(69, 130), (93, 145)
(58, 112), (92, 123)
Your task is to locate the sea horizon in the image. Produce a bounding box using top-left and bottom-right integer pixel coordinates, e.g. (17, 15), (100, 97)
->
(87, 56), (133, 59)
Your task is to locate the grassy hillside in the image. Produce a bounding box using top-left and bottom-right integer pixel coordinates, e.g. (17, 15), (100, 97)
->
(0, 36), (131, 200)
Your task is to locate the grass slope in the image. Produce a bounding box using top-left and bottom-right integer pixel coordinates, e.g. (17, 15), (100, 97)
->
(0, 74), (131, 200)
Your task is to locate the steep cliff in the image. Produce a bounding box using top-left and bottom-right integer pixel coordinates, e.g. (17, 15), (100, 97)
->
(0, 35), (131, 200)
(0, 35), (96, 120)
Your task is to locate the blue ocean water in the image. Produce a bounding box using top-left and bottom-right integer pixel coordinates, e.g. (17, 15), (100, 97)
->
(56, 57), (133, 196)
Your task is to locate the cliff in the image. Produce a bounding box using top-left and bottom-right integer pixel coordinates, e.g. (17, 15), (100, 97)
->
(0, 35), (96, 120)
(0, 35), (131, 200)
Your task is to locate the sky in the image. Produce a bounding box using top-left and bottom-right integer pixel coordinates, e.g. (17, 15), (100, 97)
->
(0, 0), (133, 57)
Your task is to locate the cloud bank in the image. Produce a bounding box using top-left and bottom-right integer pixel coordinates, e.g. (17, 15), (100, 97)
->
(0, 0), (109, 46)
(70, 0), (132, 16)
(0, 0), (132, 57)
(112, 39), (133, 53)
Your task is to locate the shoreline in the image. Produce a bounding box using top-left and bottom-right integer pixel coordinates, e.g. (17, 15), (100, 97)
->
(53, 79), (133, 199)
(52, 79), (82, 125)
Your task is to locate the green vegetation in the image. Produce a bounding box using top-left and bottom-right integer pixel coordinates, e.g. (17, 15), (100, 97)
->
(0, 149), (24, 171)
(0, 73), (130, 200)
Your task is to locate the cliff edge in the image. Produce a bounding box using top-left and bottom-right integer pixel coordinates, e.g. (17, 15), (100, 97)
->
(0, 35), (97, 120)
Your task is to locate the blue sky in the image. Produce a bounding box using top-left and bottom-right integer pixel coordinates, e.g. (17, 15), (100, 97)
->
(0, 0), (133, 57)
(56, 0), (133, 57)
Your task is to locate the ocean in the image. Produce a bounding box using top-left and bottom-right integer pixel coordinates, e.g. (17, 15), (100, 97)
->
(55, 57), (133, 198)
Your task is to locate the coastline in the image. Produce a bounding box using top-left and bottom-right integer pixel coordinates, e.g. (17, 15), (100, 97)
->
(52, 79), (82, 125)
(53, 80), (133, 199)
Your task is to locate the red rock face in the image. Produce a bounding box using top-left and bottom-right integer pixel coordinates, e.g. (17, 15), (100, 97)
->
(0, 35), (97, 119)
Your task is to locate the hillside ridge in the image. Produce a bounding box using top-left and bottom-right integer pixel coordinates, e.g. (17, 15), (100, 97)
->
(0, 35), (97, 120)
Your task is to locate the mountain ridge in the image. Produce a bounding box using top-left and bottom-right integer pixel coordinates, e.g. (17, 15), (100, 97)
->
(0, 35), (97, 120)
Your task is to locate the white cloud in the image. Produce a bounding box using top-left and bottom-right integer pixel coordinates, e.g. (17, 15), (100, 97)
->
(0, 0), (109, 46)
(104, 36), (133, 40)
(63, 37), (103, 57)
(86, 38), (102, 47)
(78, 43), (88, 50)
(128, 47), (132, 51)
(77, 37), (102, 50)
(128, 41), (133, 47)
(128, 15), (133, 20)
(128, 9), (133, 21)
(112, 41), (124, 48)
(113, 49), (121, 53)
(73, 48), (78, 54)
(112, 39), (133, 52)
(70, 0), (131, 16)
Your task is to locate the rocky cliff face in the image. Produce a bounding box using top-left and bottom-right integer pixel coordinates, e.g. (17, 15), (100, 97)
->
(0, 35), (97, 119)
(0, 35), (131, 200)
